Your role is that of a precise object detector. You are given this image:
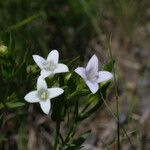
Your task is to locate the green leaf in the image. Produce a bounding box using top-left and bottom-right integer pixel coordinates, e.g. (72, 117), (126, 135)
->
(0, 101), (25, 109)
(67, 56), (80, 68)
(66, 130), (91, 150)
(6, 101), (25, 108)
(78, 82), (111, 121)
(6, 13), (43, 33)
(72, 130), (91, 146)
(103, 59), (115, 72)
(67, 89), (89, 100)
(18, 123), (27, 150)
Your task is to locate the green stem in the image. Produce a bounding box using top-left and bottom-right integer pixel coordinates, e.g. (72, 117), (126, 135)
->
(112, 57), (120, 150)
(100, 92), (134, 149)
(108, 37), (120, 150)
(63, 99), (79, 146)
(54, 121), (60, 150)
(75, 98), (79, 120)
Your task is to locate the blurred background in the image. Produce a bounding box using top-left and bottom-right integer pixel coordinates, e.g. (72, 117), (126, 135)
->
(0, 0), (150, 149)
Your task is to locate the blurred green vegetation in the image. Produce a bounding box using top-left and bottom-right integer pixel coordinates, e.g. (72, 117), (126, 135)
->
(0, 0), (149, 149)
(0, 0), (149, 56)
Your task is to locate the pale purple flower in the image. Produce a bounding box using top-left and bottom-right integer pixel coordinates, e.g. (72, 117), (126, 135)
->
(75, 55), (113, 94)
(24, 76), (64, 114)
(33, 50), (69, 78)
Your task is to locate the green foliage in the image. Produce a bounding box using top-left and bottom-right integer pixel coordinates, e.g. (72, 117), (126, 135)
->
(78, 82), (111, 121)
(51, 95), (66, 122)
(18, 123), (27, 150)
(0, 0), (148, 149)
(50, 57), (113, 149)
(0, 32), (113, 148)
(66, 130), (91, 150)
(103, 59), (115, 72)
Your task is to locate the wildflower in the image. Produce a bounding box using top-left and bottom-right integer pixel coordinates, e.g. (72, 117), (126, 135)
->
(33, 50), (69, 78)
(24, 76), (64, 114)
(75, 55), (113, 94)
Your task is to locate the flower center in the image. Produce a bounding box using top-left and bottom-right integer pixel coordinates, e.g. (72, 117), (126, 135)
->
(43, 61), (57, 71)
(38, 89), (49, 100)
(86, 70), (99, 82)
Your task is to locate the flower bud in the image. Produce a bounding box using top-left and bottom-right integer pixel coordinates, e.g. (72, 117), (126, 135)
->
(0, 45), (8, 56)
(27, 65), (38, 74)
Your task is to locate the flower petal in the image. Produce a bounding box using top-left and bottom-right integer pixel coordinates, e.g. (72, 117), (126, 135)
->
(74, 67), (87, 80)
(37, 76), (47, 90)
(86, 55), (98, 76)
(24, 91), (39, 103)
(40, 70), (53, 79)
(85, 81), (99, 94)
(48, 88), (64, 99)
(47, 50), (59, 64)
(54, 63), (69, 73)
(32, 55), (46, 70)
(40, 100), (51, 114)
(97, 71), (113, 83)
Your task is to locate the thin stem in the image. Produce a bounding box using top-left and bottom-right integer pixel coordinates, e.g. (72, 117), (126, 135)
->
(63, 99), (79, 146)
(54, 121), (60, 150)
(75, 98), (79, 120)
(100, 92), (134, 149)
(108, 36), (120, 150)
(112, 66), (120, 150)
(81, 103), (91, 113)
(115, 90), (120, 150)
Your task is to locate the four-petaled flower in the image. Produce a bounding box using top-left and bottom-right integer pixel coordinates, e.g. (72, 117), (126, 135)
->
(24, 76), (64, 114)
(75, 55), (113, 94)
(33, 50), (69, 78)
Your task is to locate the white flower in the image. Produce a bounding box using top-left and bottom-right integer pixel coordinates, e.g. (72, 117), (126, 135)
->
(75, 55), (113, 94)
(33, 50), (69, 78)
(24, 76), (64, 114)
